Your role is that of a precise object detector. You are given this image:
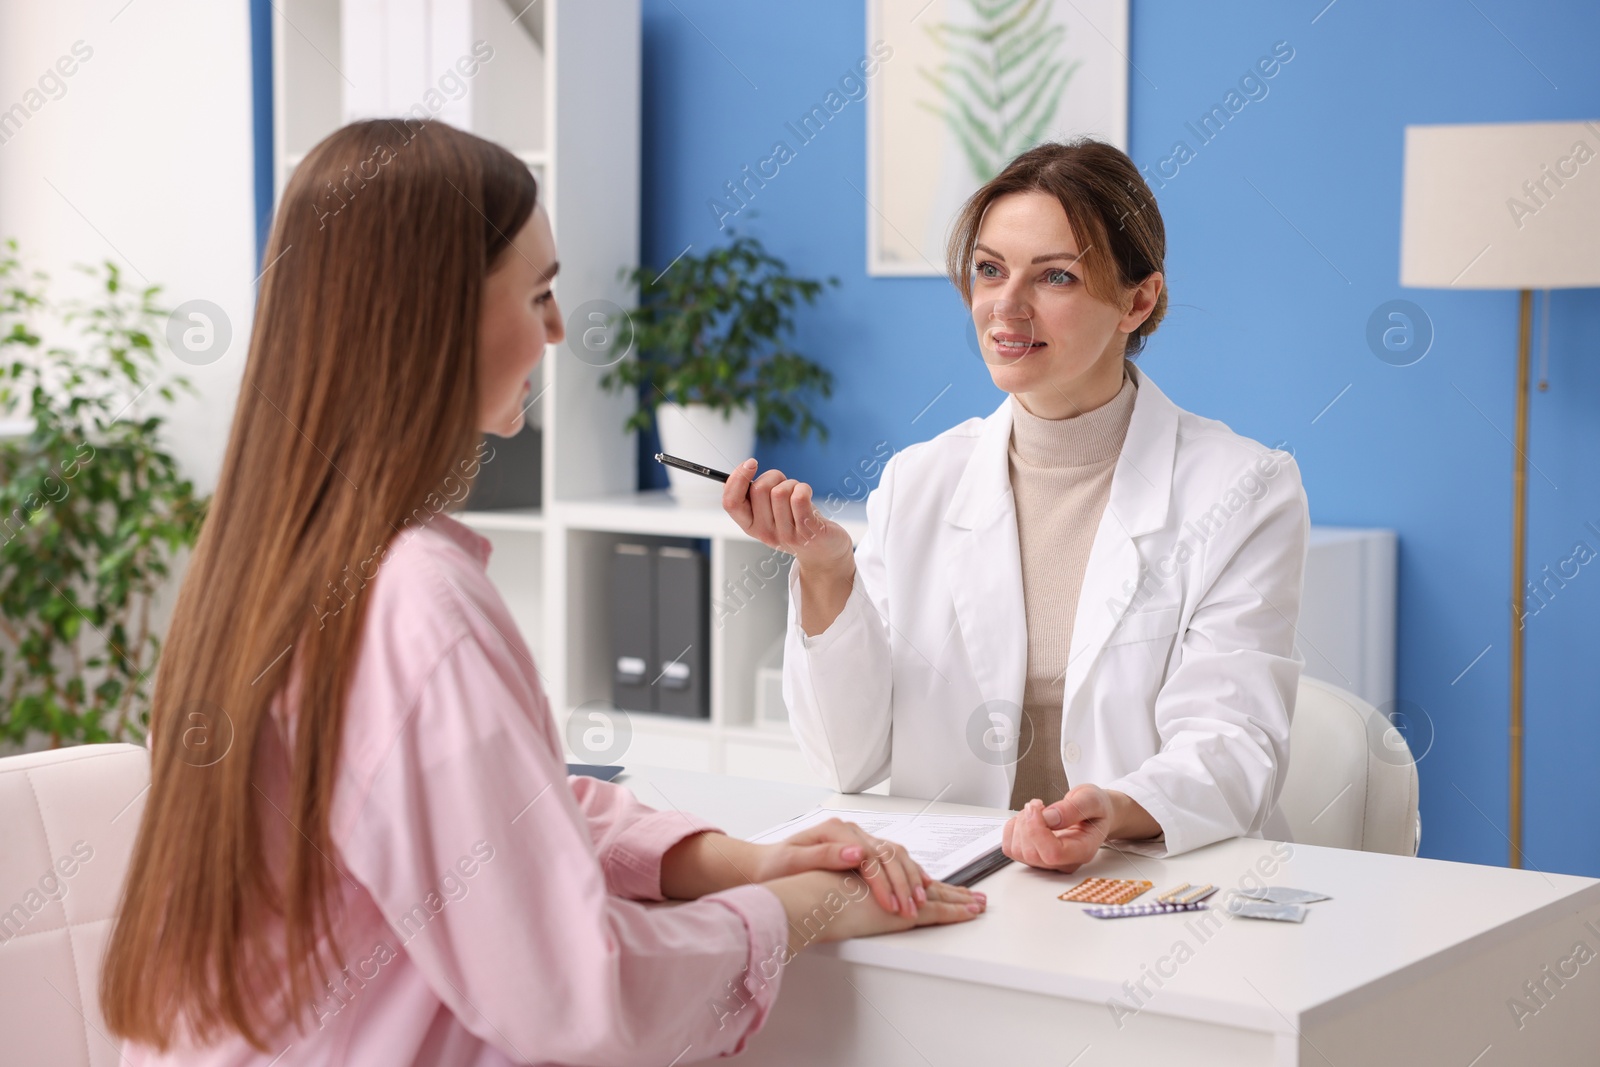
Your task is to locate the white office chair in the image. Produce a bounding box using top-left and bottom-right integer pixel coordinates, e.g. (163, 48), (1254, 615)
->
(1277, 676), (1421, 856)
(0, 742), (149, 1067)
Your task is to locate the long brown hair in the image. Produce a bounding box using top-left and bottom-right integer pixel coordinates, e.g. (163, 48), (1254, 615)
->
(945, 137), (1168, 356)
(100, 118), (538, 1050)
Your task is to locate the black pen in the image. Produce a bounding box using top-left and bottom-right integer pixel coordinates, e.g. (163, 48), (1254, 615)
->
(655, 452), (733, 483)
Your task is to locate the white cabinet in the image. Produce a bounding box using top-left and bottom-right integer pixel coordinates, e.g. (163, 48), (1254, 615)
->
(1300, 527), (1398, 710)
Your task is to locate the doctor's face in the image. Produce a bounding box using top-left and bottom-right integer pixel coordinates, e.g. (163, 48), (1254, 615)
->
(969, 191), (1159, 416)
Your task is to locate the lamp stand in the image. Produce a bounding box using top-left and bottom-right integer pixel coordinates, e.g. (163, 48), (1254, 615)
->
(1509, 288), (1531, 869)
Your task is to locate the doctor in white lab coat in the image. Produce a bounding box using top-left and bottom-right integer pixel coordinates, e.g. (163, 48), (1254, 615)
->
(723, 139), (1310, 868)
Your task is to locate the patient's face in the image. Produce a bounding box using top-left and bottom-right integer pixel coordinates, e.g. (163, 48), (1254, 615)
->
(477, 204), (563, 437)
(969, 191), (1136, 407)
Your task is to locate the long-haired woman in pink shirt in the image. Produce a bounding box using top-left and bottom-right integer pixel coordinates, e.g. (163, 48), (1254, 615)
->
(99, 118), (984, 1066)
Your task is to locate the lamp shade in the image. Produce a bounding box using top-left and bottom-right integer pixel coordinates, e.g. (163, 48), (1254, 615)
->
(1401, 119), (1600, 290)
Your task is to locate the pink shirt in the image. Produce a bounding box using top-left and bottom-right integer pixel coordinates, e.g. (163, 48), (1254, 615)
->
(127, 513), (789, 1066)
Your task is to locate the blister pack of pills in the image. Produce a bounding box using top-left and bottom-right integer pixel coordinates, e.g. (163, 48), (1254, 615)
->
(1083, 900), (1211, 919)
(1155, 882), (1218, 905)
(1057, 877), (1153, 905)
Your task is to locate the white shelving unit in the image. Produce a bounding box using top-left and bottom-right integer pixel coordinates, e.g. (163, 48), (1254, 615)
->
(271, 0), (843, 786)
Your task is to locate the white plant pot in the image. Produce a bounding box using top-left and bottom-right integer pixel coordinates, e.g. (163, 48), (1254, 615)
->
(655, 402), (757, 503)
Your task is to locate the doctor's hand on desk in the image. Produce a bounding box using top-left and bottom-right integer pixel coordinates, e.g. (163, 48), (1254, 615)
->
(1002, 786), (1164, 873)
(722, 459), (856, 637)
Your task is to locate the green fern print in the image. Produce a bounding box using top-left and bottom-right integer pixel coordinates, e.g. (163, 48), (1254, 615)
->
(916, 0), (1084, 182)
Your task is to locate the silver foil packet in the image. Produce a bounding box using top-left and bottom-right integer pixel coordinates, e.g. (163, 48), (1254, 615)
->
(1225, 898), (1309, 922)
(1233, 886), (1331, 905)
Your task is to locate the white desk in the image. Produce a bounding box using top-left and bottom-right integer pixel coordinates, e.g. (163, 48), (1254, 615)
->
(619, 766), (1600, 1067)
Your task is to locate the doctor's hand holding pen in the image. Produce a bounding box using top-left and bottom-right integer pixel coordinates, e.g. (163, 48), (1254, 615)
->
(721, 457), (857, 638)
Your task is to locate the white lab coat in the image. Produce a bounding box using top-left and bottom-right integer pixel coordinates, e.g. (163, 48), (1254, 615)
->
(782, 361), (1310, 858)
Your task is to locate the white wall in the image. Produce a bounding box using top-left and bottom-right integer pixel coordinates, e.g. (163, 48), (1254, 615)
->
(0, 1), (256, 705)
(0, 0), (255, 495)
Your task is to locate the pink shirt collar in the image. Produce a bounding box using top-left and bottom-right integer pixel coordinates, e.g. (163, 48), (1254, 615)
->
(408, 511), (493, 566)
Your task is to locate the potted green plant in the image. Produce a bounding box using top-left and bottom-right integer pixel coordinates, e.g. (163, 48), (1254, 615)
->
(0, 239), (208, 752)
(599, 231), (838, 500)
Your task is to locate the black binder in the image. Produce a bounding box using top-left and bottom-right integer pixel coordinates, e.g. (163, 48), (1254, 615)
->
(654, 544), (709, 718)
(611, 542), (655, 713)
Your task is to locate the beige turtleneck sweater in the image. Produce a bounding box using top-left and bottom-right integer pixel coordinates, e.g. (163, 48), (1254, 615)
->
(1006, 361), (1138, 810)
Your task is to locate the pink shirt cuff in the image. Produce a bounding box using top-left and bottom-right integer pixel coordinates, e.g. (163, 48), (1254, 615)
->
(699, 882), (791, 1053)
(602, 807), (722, 902)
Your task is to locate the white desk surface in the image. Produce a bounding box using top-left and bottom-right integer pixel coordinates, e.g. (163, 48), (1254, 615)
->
(618, 765), (1600, 1041)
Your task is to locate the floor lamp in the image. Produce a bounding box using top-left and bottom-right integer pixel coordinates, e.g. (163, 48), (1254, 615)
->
(1400, 119), (1600, 869)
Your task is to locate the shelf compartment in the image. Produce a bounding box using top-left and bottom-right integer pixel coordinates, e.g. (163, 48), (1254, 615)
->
(713, 538), (792, 730)
(563, 527), (710, 719)
(470, 0), (548, 154)
(275, 0), (342, 162)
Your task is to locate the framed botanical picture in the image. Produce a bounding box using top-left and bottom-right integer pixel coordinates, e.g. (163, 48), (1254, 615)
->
(866, 0), (1130, 276)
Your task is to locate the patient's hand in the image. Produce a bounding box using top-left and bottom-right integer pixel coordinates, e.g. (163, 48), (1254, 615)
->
(755, 817), (932, 919)
(765, 871), (985, 954)
(661, 820), (937, 919)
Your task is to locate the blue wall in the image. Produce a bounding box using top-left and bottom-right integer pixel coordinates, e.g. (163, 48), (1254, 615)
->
(250, 0), (274, 271)
(639, 0), (1600, 876)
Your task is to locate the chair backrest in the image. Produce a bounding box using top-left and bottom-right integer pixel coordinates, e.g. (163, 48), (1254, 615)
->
(0, 743), (148, 1067)
(1278, 676), (1420, 856)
